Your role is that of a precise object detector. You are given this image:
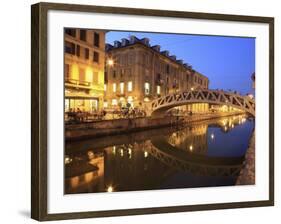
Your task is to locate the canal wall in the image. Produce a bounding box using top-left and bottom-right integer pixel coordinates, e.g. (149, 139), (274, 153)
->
(236, 131), (255, 185)
(65, 116), (181, 141)
(65, 111), (245, 141)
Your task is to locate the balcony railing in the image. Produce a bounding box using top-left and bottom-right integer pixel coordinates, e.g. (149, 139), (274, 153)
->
(65, 78), (91, 87)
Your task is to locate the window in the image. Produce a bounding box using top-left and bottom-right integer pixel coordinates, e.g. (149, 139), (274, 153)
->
(112, 99), (117, 106)
(93, 72), (99, 84)
(128, 68), (132, 77)
(93, 51), (99, 63)
(120, 69), (124, 78)
(94, 32), (100, 47)
(157, 85), (161, 95)
(166, 65), (170, 74)
(80, 30), (86, 41)
(65, 28), (76, 37)
(144, 82), (150, 95)
(84, 48), (89, 59)
(104, 84), (107, 91)
(65, 41), (75, 55)
(127, 96), (133, 107)
(113, 83), (117, 92)
(76, 45), (80, 57)
(120, 82), (124, 94)
(65, 64), (70, 80)
(79, 68), (85, 83)
(128, 81), (133, 92)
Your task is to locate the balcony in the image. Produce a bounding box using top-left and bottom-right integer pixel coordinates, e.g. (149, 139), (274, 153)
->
(116, 92), (126, 97)
(65, 78), (91, 88)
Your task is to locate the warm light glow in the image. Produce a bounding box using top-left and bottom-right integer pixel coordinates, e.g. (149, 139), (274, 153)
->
(88, 151), (94, 159)
(128, 81), (133, 92)
(191, 87), (194, 91)
(189, 145), (193, 151)
(157, 85), (161, 95)
(248, 94), (254, 99)
(112, 99), (117, 106)
(144, 97), (150, 102)
(113, 146), (116, 154)
(104, 84), (107, 91)
(120, 149), (124, 157)
(144, 82), (150, 95)
(113, 83), (116, 92)
(107, 59), (114, 66)
(64, 156), (72, 164)
(85, 67), (93, 83)
(103, 101), (108, 108)
(120, 82), (124, 94)
(144, 151), (148, 158)
(107, 186), (114, 192)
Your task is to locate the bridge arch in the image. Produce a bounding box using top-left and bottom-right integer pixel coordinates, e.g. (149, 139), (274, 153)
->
(150, 89), (255, 117)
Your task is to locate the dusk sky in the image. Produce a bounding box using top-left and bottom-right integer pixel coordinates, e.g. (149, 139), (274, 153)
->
(106, 31), (255, 95)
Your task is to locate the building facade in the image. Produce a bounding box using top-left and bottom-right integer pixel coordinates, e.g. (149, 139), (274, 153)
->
(104, 36), (209, 112)
(64, 28), (106, 112)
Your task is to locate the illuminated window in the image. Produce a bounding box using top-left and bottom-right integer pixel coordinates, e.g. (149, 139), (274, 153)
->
(120, 82), (124, 94)
(112, 99), (117, 106)
(104, 84), (107, 91)
(144, 82), (150, 95)
(103, 101), (108, 108)
(157, 85), (161, 95)
(113, 83), (116, 92)
(128, 81), (133, 92)
(128, 96), (133, 107)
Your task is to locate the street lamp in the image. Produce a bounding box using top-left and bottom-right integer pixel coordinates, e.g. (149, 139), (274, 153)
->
(107, 58), (114, 66)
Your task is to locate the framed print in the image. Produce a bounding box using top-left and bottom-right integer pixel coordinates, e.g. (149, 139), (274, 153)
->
(31, 2), (274, 221)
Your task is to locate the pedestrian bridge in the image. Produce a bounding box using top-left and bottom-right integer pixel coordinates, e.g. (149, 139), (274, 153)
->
(150, 89), (255, 117)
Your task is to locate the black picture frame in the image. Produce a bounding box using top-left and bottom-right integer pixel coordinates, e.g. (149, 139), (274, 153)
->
(31, 2), (274, 221)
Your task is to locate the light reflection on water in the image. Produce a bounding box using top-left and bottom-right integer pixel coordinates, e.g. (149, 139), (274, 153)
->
(64, 115), (254, 194)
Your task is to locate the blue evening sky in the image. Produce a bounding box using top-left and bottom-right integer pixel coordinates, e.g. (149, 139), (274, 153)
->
(106, 31), (255, 95)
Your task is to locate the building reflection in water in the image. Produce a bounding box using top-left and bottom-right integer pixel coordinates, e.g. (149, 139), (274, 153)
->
(65, 114), (254, 194)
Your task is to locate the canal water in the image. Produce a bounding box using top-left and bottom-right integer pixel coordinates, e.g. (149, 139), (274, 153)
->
(64, 114), (254, 194)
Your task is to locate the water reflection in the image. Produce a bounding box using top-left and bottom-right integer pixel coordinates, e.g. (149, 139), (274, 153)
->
(65, 114), (254, 194)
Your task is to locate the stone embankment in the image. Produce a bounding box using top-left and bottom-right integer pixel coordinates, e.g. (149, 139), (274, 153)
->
(65, 111), (245, 141)
(236, 131), (255, 185)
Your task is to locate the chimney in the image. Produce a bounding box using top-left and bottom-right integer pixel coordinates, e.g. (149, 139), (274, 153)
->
(161, 50), (169, 57)
(141, 38), (150, 46)
(151, 45), (161, 52)
(114, 41), (121, 48)
(121, 38), (129, 46)
(129, 35), (138, 44)
(105, 44), (113, 51)
(176, 59), (183, 64)
(170, 55), (177, 60)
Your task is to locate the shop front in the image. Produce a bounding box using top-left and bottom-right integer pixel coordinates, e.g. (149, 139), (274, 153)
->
(65, 96), (99, 112)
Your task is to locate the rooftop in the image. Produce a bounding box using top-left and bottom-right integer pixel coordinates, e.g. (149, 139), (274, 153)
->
(105, 35), (194, 71)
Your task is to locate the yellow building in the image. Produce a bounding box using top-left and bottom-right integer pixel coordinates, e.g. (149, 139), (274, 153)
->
(104, 36), (209, 112)
(64, 28), (106, 112)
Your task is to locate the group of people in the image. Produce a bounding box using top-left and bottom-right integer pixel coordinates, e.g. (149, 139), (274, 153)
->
(65, 106), (147, 123)
(112, 107), (147, 119)
(66, 108), (107, 122)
